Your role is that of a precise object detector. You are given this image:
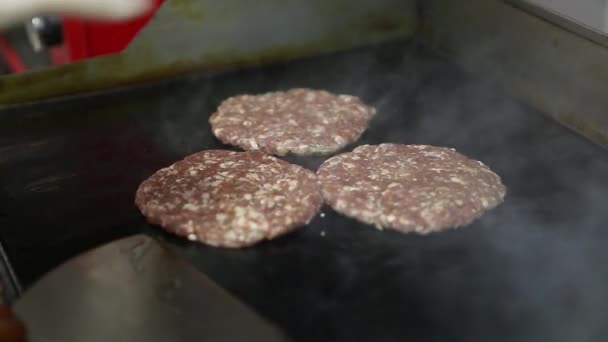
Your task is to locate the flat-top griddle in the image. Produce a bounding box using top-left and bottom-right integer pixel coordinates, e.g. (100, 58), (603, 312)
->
(1, 39), (608, 342)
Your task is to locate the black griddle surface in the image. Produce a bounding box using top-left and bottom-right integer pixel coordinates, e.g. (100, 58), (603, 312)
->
(1, 39), (608, 342)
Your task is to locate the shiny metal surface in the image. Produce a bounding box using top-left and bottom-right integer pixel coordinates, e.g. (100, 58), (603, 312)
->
(421, 0), (608, 148)
(505, 0), (608, 48)
(13, 234), (289, 342)
(25, 16), (63, 52)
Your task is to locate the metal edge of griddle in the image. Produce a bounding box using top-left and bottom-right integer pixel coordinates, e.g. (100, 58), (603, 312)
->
(418, 0), (608, 149)
(0, 239), (21, 304)
(504, 0), (608, 49)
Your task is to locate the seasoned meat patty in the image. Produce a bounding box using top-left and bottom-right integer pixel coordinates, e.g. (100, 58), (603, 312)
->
(135, 150), (323, 248)
(316, 144), (506, 234)
(210, 88), (376, 156)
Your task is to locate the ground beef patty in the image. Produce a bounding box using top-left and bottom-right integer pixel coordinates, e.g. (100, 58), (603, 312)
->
(209, 88), (376, 156)
(316, 144), (506, 234)
(135, 150), (322, 248)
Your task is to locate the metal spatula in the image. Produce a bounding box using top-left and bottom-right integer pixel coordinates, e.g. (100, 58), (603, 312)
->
(13, 234), (289, 342)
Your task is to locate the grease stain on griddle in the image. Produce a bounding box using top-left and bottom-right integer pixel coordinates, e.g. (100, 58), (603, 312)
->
(24, 173), (76, 193)
(0, 141), (51, 164)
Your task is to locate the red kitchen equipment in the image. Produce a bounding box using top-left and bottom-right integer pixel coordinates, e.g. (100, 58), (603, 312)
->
(50, 0), (165, 65)
(0, 0), (164, 74)
(0, 34), (27, 74)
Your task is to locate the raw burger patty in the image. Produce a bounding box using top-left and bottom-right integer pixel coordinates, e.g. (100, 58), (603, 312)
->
(135, 150), (323, 248)
(209, 88), (376, 156)
(316, 144), (506, 234)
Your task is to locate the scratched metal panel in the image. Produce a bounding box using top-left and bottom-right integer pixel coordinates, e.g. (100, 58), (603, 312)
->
(419, 0), (608, 148)
(0, 0), (417, 105)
